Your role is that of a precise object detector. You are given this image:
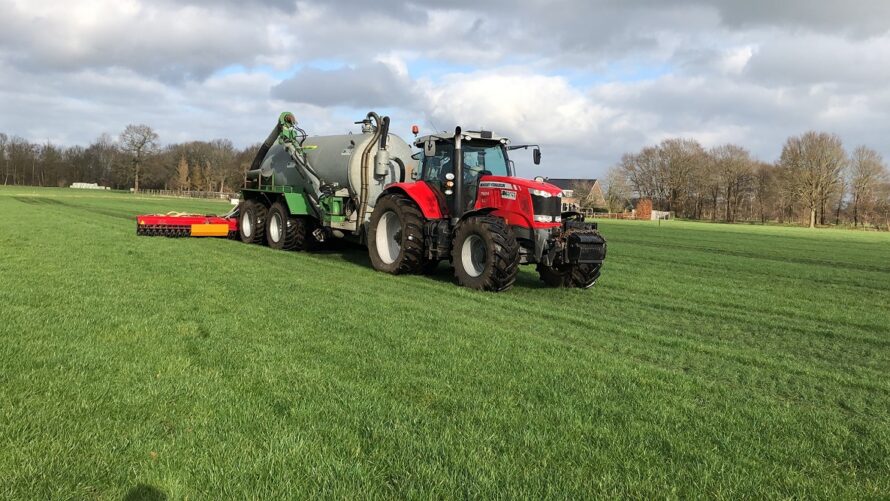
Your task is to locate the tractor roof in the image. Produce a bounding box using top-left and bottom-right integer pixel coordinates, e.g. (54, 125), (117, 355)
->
(414, 130), (509, 147)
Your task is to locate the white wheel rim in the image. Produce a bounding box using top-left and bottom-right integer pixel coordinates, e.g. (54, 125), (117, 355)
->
(376, 210), (401, 265)
(461, 234), (486, 278)
(269, 213), (282, 242)
(241, 211), (252, 237)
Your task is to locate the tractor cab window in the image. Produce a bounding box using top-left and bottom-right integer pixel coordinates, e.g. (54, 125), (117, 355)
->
(421, 143), (455, 185)
(462, 143), (510, 179)
(421, 141), (512, 209)
(421, 142), (511, 183)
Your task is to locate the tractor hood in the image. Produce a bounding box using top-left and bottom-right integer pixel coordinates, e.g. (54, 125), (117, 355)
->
(480, 175), (563, 197)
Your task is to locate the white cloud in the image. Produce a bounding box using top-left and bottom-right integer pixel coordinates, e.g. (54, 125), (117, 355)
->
(1, 0), (890, 177)
(423, 70), (610, 144)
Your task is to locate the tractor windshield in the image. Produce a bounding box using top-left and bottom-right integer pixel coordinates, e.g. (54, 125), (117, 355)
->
(421, 142), (511, 185)
(421, 140), (512, 211)
(462, 143), (510, 177)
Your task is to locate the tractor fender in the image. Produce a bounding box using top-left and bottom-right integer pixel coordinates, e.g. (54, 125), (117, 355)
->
(381, 182), (444, 220)
(459, 207), (497, 222)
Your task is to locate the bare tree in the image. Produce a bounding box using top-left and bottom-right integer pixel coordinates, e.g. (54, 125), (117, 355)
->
(119, 124), (159, 193)
(176, 155), (190, 192)
(0, 133), (7, 185)
(753, 162), (778, 223)
(620, 147), (661, 201)
(875, 180), (890, 231)
(659, 138), (706, 215)
(848, 146), (887, 227)
(710, 144), (754, 222)
(208, 139), (237, 194)
(88, 134), (120, 187)
(603, 166), (631, 213)
(778, 132), (847, 228)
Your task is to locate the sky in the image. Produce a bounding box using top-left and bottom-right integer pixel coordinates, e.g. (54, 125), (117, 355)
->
(1, 0), (889, 178)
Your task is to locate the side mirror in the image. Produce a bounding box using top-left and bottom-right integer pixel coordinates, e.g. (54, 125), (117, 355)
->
(533, 148), (541, 165)
(424, 139), (436, 157)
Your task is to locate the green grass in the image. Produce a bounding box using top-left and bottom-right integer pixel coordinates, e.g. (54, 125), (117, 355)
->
(1, 186), (888, 499)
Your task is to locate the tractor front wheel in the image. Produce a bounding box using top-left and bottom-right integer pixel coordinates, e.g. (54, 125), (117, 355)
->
(537, 263), (602, 289)
(368, 194), (425, 274)
(239, 200), (267, 244)
(452, 216), (520, 292)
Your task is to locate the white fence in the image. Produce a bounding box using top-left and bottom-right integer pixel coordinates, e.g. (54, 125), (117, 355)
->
(71, 182), (109, 190)
(136, 189), (238, 200)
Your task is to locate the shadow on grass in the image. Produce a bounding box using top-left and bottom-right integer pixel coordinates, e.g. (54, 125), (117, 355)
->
(123, 484), (167, 501)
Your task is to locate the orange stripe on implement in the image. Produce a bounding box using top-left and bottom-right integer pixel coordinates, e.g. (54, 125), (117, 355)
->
(190, 224), (230, 237)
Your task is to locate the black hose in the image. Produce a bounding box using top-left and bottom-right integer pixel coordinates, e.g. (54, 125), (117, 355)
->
(378, 116), (390, 150)
(357, 112), (382, 225)
(249, 125), (282, 172)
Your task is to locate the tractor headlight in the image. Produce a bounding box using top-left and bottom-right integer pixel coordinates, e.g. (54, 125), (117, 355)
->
(534, 215), (553, 223)
(529, 188), (553, 198)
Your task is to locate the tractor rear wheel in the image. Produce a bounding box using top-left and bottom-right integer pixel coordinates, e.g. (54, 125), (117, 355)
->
(452, 216), (520, 292)
(368, 193), (425, 274)
(538, 263), (602, 289)
(239, 200), (268, 244)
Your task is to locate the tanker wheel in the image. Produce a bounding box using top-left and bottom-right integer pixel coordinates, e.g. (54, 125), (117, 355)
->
(266, 202), (304, 250)
(537, 263), (602, 289)
(368, 193), (425, 274)
(287, 217), (312, 251)
(452, 216), (520, 292)
(239, 200), (267, 244)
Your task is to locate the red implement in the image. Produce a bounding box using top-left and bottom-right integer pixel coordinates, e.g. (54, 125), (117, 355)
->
(136, 212), (238, 237)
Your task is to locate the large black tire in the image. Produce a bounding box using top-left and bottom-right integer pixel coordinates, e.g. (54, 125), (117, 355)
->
(368, 193), (425, 274)
(452, 216), (520, 292)
(267, 202), (312, 250)
(287, 217), (313, 251)
(266, 202), (287, 249)
(538, 263), (602, 289)
(239, 200), (268, 244)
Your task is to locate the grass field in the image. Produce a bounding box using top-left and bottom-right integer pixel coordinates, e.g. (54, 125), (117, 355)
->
(1, 186), (888, 499)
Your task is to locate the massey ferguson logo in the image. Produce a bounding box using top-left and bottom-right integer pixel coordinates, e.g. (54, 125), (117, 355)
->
(480, 181), (515, 190)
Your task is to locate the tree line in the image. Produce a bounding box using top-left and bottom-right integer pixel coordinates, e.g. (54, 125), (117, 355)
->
(2, 124), (889, 230)
(0, 125), (257, 195)
(602, 132), (890, 230)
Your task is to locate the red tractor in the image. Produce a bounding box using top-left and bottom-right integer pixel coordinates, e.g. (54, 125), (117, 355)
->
(368, 127), (606, 292)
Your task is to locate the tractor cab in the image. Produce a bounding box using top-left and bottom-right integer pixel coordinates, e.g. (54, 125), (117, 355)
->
(413, 130), (541, 216)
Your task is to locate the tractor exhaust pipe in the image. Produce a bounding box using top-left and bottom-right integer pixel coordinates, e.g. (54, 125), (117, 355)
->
(453, 126), (464, 220)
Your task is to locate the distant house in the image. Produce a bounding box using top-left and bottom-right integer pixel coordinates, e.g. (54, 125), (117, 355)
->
(545, 178), (606, 212)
